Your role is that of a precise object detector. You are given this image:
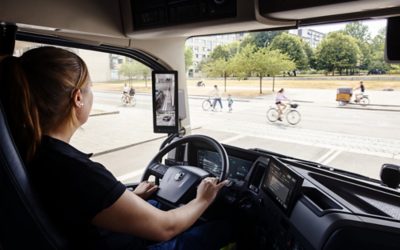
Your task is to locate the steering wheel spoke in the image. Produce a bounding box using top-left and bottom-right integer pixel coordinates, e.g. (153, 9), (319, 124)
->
(142, 135), (229, 205)
(144, 163), (169, 179)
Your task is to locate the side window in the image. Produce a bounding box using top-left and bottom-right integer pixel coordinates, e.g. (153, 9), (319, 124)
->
(14, 41), (161, 183)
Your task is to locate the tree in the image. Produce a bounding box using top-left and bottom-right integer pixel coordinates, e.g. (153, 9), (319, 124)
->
(232, 45), (295, 93)
(229, 44), (257, 79)
(302, 42), (317, 70)
(269, 33), (308, 73)
(343, 22), (373, 71)
(203, 58), (233, 92)
(209, 42), (240, 61)
(356, 40), (372, 71)
(344, 21), (371, 42)
(316, 32), (361, 75)
(369, 28), (391, 72)
(240, 31), (283, 48)
(254, 48), (295, 93)
(119, 61), (151, 87)
(184, 47), (193, 72)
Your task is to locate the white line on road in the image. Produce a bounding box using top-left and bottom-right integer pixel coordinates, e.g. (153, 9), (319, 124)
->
(321, 150), (343, 165)
(117, 167), (146, 182)
(221, 134), (247, 144)
(316, 148), (336, 163)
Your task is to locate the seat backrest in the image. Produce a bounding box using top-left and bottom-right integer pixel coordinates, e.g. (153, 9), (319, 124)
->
(0, 101), (69, 249)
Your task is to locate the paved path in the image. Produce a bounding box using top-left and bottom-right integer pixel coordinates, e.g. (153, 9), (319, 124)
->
(70, 88), (400, 183)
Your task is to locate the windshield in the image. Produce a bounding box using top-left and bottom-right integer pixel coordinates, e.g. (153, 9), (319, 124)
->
(185, 19), (400, 180)
(14, 19), (399, 183)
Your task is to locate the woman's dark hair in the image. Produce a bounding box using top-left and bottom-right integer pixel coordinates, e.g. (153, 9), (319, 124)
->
(278, 88), (284, 93)
(0, 46), (89, 162)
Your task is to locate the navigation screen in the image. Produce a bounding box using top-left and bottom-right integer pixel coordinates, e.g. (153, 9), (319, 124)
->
(197, 150), (253, 181)
(262, 159), (303, 211)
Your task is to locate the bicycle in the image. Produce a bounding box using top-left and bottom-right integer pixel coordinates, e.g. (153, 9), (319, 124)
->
(354, 94), (369, 106)
(266, 103), (301, 125)
(121, 93), (136, 106)
(202, 97), (221, 111)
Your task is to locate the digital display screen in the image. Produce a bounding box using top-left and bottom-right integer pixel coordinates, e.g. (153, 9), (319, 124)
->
(152, 71), (178, 133)
(197, 150), (253, 181)
(262, 159), (303, 211)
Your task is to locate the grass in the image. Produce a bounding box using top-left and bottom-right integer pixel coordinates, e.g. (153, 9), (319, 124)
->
(92, 78), (399, 98)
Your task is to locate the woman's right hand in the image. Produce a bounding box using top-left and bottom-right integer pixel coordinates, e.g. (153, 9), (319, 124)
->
(196, 177), (228, 204)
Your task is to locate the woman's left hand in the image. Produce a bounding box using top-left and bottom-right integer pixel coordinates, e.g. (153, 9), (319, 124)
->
(133, 181), (158, 200)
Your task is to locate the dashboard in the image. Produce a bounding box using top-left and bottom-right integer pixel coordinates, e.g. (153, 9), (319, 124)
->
(197, 149), (253, 181)
(183, 143), (400, 250)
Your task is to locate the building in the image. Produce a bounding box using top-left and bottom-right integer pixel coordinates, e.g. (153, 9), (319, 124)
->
(186, 33), (244, 77)
(289, 28), (325, 48)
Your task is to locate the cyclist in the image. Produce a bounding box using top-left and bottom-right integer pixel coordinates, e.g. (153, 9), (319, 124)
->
(211, 85), (223, 111)
(123, 83), (130, 95)
(354, 81), (365, 103)
(275, 88), (289, 121)
(122, 83), (134, 104)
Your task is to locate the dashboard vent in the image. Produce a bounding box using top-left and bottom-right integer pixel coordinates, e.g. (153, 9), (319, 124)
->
(302, 187), (342, 215)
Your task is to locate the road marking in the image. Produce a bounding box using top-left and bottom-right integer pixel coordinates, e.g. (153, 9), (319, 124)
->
(221, 134), (247, 144)
(321, 150), (342, 165)
(117, 167), (146, 182)
(316, 148), (336, 163)
(213, 128), (399, 159)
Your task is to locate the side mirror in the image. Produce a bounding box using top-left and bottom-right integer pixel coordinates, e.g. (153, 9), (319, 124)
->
(385, 16), (400, 63)
(0, 22), (17, 56)
(380, 164), (400, 189)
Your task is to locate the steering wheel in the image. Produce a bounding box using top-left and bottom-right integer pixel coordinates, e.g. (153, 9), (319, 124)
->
(141, 135), (229, 205)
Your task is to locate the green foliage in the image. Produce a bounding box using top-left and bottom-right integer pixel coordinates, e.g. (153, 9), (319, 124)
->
(302, 42), (317, 70)
(356, 40), (372, 70)
(184, 47), (193, 71)
(240, 31), (284, 48)
(269, 33), (308, 70)
(229, 44), (257, 78)
(203, 58), (234, 92)
(344, 21), (371, 42)
(119, 61), (151, 86)
(316, 32), (361, 75)
(230, 45), (295, 93)
(368, 29), (391, 72)
(209, 42), (240, 61)
(250, 47), (295, 77)
(203, 58), (232, 77)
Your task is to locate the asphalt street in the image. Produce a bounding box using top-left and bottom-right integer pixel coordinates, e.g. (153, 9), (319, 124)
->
(71, 89), (400, 183)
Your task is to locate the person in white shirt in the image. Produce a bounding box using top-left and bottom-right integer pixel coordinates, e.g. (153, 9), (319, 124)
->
(275, 88), (289, 121)
(211, 85), (223, 111)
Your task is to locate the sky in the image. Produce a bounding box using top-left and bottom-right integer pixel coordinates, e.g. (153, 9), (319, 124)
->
(306, 19), (387, 37)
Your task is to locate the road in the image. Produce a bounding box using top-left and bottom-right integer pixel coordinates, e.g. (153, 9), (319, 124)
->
(71, 89), (400, 183)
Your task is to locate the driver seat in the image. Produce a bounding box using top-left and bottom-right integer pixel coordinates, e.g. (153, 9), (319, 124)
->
(0, 101), (69, 248)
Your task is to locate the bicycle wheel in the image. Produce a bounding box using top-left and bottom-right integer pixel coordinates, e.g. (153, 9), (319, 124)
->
(286, 110), (301, 125)
(359, 97), (369, 105)
(130, 96), (136, 106)
(202, 100), (211, 111)
(266, 108), (279, 122)
(121, 96), (129, 105)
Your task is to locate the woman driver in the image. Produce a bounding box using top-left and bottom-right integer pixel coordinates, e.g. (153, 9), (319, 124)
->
(0, 47), (231, 250)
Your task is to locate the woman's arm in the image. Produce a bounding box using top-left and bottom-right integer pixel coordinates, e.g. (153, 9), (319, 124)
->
(92, 177), (226, 242)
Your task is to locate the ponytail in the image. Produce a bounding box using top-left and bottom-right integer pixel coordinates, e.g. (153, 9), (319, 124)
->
(0, 56), (42, 162)
(0, 47), (90, 163)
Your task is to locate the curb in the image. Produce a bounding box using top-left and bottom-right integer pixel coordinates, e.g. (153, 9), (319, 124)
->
(89, 111), (120, 117)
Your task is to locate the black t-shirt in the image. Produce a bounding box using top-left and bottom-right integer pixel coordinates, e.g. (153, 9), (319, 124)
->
(29, 136), (127, 249)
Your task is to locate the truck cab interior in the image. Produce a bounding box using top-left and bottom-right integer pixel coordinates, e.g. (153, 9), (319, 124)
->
(1, 0), (400, 249)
